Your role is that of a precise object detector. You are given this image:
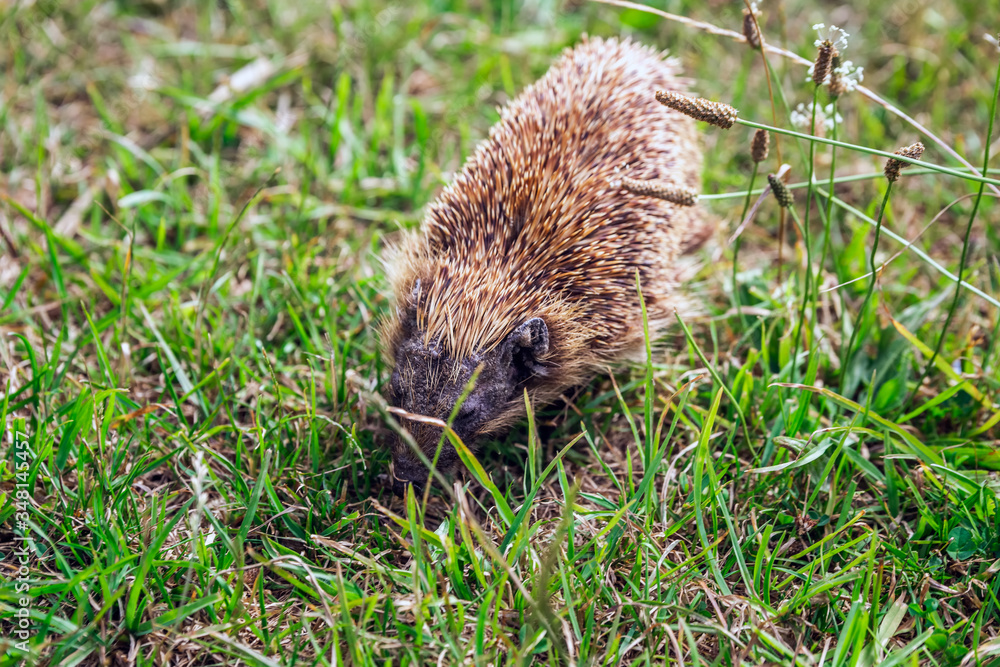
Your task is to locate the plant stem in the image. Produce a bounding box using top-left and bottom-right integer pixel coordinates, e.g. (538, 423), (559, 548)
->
(736, 118), (1000, 188)
(900, 48), (1000, 414)
(819, 99), (839, 285)
(790, 87), (820, 384)
(733, 162), (759, 329)
(817, 191), (1000, 309)
(699, 167), (1000, 201)
(842, 182), (894, 380)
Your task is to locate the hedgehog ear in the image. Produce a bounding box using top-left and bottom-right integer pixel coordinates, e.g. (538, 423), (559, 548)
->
(507, 317), (549, 385)
(399, 279), (422, 333)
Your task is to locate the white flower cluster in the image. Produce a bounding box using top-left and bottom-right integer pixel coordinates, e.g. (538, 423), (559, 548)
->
(833, 60), (864, 92)
(805, 23), (863, 92)
(807, 59), (864, 90)
(790, 102), (843, 132)
(812, 23), (850, 51)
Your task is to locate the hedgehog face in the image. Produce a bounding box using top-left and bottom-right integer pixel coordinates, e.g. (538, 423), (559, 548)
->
(387, 317), (549, 497)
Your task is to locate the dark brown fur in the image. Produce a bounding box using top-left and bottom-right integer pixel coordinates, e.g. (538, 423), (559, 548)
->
(382, 37), (712, 496)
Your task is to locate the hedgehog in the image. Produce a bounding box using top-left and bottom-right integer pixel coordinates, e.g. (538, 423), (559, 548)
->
(382, 36), (712, 497)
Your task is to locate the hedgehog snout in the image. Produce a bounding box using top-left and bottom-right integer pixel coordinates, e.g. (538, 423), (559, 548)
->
(390, 450), (427, 498)
(385, 317), (551, 495)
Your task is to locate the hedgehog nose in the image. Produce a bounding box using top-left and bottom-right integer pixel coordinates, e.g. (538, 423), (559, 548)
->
(391, 473), (427, 498)
(390, 453), (427, 498)
(391, 477), (426, 498)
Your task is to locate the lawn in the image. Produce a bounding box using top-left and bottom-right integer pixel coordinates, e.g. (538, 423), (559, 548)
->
(1, 0), (999, 665)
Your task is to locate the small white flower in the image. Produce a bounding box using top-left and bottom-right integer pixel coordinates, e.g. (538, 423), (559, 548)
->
(822, 103), (843, 131)
(790, 103), (812, 130)
(790, 102), (842, 132)
(833, 60), (864, 92)
(807, 57), (864, 90)
(813, 23), (850, 51)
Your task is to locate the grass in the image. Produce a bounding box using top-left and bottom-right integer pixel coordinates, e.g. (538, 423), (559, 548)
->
(1, 0), (999, 664)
